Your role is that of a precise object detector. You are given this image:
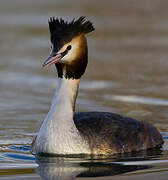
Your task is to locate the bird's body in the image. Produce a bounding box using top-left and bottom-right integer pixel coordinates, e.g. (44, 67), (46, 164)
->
(32, 17), (163, 156)
(74, 112), (162, 155)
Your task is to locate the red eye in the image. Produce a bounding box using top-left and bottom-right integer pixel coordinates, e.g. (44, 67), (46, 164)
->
(67, 45), (72, 51)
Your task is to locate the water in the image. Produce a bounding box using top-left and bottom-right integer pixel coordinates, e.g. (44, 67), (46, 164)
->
(0, 0), (168, 179)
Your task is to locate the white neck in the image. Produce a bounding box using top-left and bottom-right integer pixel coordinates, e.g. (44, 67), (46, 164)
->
(50, 77), (79, 113)
(34, 77), (90, 154)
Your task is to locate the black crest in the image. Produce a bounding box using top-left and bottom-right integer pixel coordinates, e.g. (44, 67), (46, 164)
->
(48, 16), (94, 46)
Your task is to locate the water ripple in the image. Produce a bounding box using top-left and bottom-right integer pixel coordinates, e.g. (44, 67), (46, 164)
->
(105, 95), (168, 106)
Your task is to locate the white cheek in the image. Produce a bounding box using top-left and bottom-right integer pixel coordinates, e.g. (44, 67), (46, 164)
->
(61, 45), (78, 63)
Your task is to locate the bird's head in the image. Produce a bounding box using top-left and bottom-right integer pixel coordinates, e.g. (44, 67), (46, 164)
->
(43, 16), (94, 79)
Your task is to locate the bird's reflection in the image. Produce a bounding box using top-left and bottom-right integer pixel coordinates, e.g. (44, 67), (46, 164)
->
(35, 148), (163, 180)
(35, 155), (154, 180)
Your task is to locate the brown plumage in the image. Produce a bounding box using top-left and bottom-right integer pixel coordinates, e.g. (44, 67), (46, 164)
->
(74, 112), (163, 155)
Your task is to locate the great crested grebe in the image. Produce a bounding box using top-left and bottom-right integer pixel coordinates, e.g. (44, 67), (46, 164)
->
(32, 17), (163, 156)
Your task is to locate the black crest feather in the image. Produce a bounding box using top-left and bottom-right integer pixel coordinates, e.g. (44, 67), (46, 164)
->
(48, 16), (94, 44)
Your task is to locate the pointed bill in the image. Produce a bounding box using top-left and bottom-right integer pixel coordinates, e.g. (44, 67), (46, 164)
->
(43, 53), (62, 68)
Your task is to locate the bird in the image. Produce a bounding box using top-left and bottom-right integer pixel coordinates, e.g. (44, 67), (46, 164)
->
(31, 16), (163, 156)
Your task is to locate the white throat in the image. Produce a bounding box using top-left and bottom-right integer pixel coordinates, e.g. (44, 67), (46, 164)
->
(33, 77), (90, 155)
